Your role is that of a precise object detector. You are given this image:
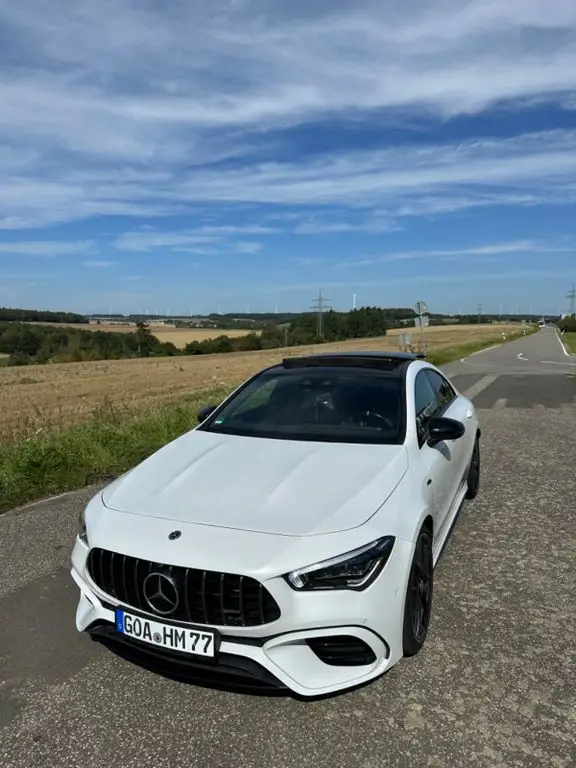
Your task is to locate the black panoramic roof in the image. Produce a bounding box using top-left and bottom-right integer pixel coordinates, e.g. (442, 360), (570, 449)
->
(281, 350), (425, 371)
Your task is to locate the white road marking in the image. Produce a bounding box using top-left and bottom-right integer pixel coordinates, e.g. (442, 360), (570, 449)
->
(540, 359), (576, 367)
(493, 398), (508, 409)
(462, 344), (502, 360)
(462, 374), (498, 400)
(517, 352), (529, 361)
(460, 343), (503, 362)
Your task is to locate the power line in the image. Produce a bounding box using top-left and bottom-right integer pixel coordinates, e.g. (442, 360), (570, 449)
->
(567, 283), (576, 316)
(310, 288), (332, 339)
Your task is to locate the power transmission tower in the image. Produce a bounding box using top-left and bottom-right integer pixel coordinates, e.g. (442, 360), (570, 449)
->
(567, 283), (576, 316)
(311, 289), (332, 339)
(477, 303), (483, 324)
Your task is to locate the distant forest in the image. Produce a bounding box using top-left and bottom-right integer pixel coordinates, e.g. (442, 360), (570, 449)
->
(0, 305), (550, 367)
(0, 307), (88, 324)
(0, 321), (179, 365)
(1, 307), (393, 366)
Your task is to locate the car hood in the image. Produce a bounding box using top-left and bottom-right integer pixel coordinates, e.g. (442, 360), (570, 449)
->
(102, 430), (408, 537)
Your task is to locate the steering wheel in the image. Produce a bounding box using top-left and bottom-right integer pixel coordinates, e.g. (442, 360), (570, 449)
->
(353, 409), (395, 431)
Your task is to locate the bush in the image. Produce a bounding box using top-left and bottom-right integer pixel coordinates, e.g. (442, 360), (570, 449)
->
(558, 316), (576, 333)
(8, 351), (32, 366)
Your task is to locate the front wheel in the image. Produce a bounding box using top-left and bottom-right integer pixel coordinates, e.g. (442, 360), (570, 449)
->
(465, 437), (480, 499)
(402, 526), (433, 657)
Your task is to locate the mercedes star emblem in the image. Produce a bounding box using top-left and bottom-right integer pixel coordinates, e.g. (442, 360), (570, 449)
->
(168, 530), (182, 540)
(142, 572), (180, 616)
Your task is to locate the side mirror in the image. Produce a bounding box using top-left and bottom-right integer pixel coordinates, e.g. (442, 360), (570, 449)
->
(427, 416), (465, 446)
(197, 404), (218, 423)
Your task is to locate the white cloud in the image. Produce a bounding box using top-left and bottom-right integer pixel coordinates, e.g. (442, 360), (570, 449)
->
(293, 217), (400, 235)
(0, 240), (94, 256)
(235, 242), (262, 253)
(2, 129), (575, 233)
(196, 225), (278, 236)
(0, 1), (575, 231)
(84, 260), (117, 268)
(0, 272), (54, 281)
(291, 257), (329, 267)
(114, 228), (266, 255)
(273, 268), (576, 293)
(332, 239), (575, 268)
(170, 130), (576, 206)
(114, 231), (218, 252)
(3, 1), (575, 133)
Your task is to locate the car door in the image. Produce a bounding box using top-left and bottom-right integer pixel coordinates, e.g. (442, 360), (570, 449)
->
(424, 369), (472, 508)
(414, 369), (461, 537)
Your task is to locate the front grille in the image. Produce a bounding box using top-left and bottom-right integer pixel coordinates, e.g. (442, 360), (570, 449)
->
(307, 636), (377, 666)
(86, 548), (281, 627)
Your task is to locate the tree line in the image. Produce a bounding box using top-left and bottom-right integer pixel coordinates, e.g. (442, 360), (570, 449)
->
(0, 322), (178, 365)
(0, 307), (393, 366)
(185, 307), (391, 354)
(0, 307), (88, 324)
(3, 306), (554, 367)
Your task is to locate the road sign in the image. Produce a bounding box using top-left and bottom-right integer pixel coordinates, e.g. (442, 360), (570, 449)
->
(414, 300), (428, 316)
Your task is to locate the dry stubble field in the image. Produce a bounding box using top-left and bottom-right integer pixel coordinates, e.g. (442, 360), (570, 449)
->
(1, 324), (517, 442)
(21, 322), (256, 347)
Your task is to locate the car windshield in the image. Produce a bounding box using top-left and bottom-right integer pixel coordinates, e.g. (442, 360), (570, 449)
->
(199, 367), (405, 444)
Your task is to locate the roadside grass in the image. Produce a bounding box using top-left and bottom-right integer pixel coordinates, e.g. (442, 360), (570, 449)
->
(0, 388), (231, 513)
(0, 328), (534, 514)
(560, 332), (576, 355)
(425, 325), (533, 366)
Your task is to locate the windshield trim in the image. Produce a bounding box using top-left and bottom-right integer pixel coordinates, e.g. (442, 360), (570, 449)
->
(196, 364), (408, 446)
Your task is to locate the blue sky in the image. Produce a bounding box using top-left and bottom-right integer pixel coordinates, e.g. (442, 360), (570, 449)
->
(1, 1), (575, 316)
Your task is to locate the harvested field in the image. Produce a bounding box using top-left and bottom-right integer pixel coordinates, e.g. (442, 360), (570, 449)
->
(0, 323), (522, 442)
(19, 321), (257, 346)
(152, 327), (260, 346)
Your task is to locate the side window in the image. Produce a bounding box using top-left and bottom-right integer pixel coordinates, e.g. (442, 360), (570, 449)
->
(223, 378), (278, 419)
(414, 371), (440, 443)
(425, 370), (456, 411)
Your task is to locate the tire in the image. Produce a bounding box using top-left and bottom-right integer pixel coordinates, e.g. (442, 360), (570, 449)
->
(465, 436), (480, 499)
(402, 526), (434, 657)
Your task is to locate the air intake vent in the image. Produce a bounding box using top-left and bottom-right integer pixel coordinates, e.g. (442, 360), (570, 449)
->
(307, 635), (377, 666)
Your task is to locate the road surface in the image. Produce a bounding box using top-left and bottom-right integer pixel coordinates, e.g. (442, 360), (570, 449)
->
(1, 328), (575, 768)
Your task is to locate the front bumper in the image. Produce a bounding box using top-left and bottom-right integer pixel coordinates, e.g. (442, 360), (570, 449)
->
(71, 536), (411, 697)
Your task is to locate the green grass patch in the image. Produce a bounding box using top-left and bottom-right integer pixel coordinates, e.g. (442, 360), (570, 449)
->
(0, 387), (230, 513)
(426, 327), (533, 366)
(0, 328), (535, 513)
(560, 332), (576, 354)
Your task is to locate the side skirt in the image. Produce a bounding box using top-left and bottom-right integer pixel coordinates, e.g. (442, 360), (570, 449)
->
(431, 482), (468, 568)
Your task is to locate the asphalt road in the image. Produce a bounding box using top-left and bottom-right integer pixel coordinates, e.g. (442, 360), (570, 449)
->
(1, 328), (575, 768)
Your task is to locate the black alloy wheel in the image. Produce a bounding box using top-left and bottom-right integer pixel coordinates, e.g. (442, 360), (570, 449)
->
(402, 526), (434, 657)
(465, 437), (481, 499)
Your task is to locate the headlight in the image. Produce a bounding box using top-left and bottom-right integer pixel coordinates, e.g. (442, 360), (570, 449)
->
(78, 507), (88, 543)
(284, 536), (395, 591)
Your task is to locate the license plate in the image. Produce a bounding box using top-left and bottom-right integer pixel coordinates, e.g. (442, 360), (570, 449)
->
(115, 609), (218, 658)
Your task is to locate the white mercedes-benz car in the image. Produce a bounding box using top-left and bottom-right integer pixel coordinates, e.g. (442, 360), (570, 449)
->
(71, 351), (480, 697)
